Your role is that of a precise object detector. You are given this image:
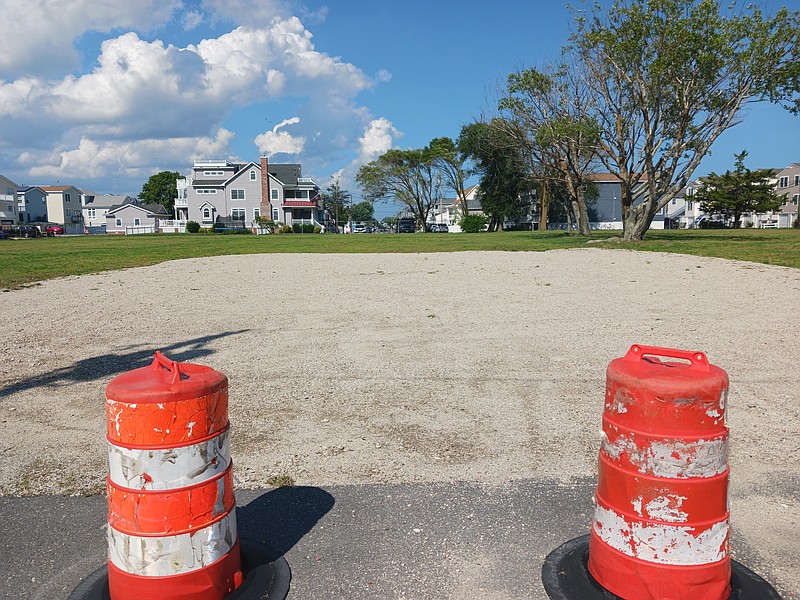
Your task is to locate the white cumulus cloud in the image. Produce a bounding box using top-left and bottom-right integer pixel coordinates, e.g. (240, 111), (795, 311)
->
(0, 4), (392, 197)
(0, 0), (183, 77)
(358, 118), (401, 162)
(255, 117), (306, 156)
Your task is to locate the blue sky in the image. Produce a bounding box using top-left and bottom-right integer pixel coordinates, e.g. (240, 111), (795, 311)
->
(1, 0), (797, 220)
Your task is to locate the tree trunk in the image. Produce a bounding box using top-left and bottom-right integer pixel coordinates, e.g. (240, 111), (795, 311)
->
(576, 187), (591, 236)
(539, 183), (549, 232)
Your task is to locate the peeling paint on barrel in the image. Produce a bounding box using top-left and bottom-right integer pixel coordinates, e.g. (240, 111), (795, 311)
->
(602, 431), (728, 478)
(593, 505), (728, 565)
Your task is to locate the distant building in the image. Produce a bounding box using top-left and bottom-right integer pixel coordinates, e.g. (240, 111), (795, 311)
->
(0, 174), (19, 226)
(176, 157), (325, 229)
(83, 192), (135, 233)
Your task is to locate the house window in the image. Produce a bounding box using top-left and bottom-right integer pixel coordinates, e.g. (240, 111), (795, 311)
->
(65, 193), (71, 202)
(250, 170), (256, 181)
(687, 201), (693, 211)
(202, 208), (212, 221)
(116, 219), (122, 227)
(271, 189), (278, 200)
(231, 208), (246, 221)
(87, 208), (96, 219)
(793, 194), (799, 206)
(203, 170), (224, 176)
(272, 207), (279, 221)
(795, 175), (800, 187)
(197, 188), (217, 194)
(253, 208), (261, 220)
(134, 218), (141, 226)
(779, 176), (789, 188)
(671, 199), (676, 205)
(231, 189), (245, 200)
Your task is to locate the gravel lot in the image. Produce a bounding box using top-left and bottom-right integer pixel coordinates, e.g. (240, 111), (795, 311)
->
(1, 249), (798, 596)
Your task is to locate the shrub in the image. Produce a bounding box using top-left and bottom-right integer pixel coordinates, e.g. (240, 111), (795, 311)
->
(280, 225), (293, 233)
(313, 225), (322, 234)
(793, 218), (799, 229)
(292, 223), (315, 233)
(744, 221), (754, 228)
(185, 221), (201, 233)
(459, 214), (489, 233)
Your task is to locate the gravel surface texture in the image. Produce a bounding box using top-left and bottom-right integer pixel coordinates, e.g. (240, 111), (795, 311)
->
(0, 248), (798, 596)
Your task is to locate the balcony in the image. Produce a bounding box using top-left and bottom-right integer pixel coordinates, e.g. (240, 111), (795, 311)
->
(175, 198), (188, 207)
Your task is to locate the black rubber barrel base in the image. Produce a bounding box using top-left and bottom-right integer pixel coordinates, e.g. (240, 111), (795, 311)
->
(541, 534), (782, 600)
(68, 538), (290, 600)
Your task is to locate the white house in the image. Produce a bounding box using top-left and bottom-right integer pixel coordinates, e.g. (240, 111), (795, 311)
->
(0, 174), (18, 226)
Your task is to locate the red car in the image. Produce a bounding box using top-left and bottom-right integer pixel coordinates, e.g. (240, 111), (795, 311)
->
(45, 225), (65, 236)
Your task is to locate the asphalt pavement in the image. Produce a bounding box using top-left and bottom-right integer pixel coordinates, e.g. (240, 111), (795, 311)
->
(0, 478), (789, 600)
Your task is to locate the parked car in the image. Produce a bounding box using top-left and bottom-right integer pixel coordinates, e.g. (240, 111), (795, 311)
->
(396, 218), (416, 233)
(353, 223), (367, 233)
(19, 225), (42, 238)
(45, 224), (65, 236)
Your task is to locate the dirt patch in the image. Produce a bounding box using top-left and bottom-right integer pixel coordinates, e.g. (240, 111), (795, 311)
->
(1, 249), (798, 592)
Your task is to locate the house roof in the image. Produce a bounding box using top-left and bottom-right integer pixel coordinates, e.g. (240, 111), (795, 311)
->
(269, 164), (302, 186)
(83, 193), (132, 208)
(106, 201), (168, 216)
(39, 185), (80, 192)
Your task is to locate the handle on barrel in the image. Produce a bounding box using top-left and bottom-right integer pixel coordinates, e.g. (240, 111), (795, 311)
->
(151, 351), (184, 384)
(624, 344), (710, 371)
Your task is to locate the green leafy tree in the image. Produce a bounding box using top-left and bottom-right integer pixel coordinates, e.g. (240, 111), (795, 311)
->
(321, 179), (350, 228)
(356, 148), (437, 229)
(350, 201), (374, 223)
(570, 0), (800, 240)
(695, 151), (782, 228)
(428, 136), (471, 218)
(458, 119), (530, 231)
(500, 65), (600, 236)
(140, 171), (181, 213)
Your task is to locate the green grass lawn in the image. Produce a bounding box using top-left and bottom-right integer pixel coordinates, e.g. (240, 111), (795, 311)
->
(1, 228), (799, 290)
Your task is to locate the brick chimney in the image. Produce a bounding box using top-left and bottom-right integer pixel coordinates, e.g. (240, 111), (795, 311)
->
(260, 156), (271, 220)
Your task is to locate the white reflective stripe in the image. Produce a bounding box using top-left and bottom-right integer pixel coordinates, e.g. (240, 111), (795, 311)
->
(108, 510), (237, 576)
(601, 432), (728, 478)
(107, 429), (230, 490)
(593, 506), (728, 565)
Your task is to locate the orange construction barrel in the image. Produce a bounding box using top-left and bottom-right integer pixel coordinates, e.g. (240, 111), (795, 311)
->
(105, 351), (243, 600)
(588, 345), (730, 600)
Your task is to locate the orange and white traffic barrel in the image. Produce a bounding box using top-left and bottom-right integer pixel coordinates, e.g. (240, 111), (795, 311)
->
(541, 345), (782, 600)
(588, 345), (730, 599)
(105, 351), (242, 600)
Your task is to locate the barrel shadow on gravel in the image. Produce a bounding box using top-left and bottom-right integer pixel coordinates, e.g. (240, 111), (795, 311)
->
(236, 486), (336, 560)
(0, 329), (249, 398)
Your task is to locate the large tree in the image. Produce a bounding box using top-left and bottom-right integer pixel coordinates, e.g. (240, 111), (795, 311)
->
(356, 147), (437, 228)
(140, 171), (181, 213)
(458, 119), (530, 231)
(428, 136), (471, 219)
(500, 64), (600, 236)
(571, 0), (800, 240)
(695, 151), (782, 228)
